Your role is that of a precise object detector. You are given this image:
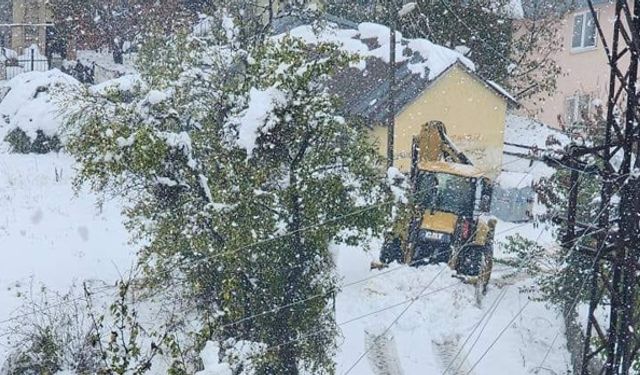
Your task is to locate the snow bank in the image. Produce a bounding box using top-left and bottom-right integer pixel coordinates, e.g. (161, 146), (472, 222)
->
(0, 69), (80, 141)
(333, 225), (568, 374)
(276, 21), (475, 80)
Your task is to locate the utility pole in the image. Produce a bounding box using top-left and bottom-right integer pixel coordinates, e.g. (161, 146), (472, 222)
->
(387, 2), (416, 168)
(387, 1), (397, 169)
(557, 1), (640, 374)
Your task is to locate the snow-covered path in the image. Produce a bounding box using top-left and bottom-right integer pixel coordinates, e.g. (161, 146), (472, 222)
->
(333, 221), (570, 375)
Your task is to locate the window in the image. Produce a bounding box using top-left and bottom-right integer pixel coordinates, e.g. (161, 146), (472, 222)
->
(565, 92), (592, 125)
(572, 11), (597, 50)
(415, 172), (475, 216)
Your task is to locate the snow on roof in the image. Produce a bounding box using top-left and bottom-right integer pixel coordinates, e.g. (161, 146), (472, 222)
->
(274, 20), (505, 123)
(504, 114), (569, 149)
(495, 170), (534, 189)
(487, 80), (518, 104)
(0, 69), (80, 140)
(499, 114), (570, 185)
(277, 22), (475, 80)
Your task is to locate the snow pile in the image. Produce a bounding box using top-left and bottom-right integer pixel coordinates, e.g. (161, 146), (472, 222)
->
(333, 221), (569, 374)
(90, 73), (145, 95)
(228, 86), (287, 156)
(0, 69), (80, 141)
(276, 22), (475, 80)
(196, 342), (232, 375)
(75, 50), (137, 84)
(494, 0), (525, 19)
(195, 340), (266, 375)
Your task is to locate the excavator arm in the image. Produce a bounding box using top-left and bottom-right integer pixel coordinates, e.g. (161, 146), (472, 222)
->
(417, 120), (472, 165)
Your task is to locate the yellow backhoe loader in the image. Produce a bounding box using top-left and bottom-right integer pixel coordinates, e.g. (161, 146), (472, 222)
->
(381, 121), (497, 293)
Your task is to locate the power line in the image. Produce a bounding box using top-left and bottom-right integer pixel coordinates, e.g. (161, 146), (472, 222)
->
(443, 162), (574, 374)
(465, 300), (531, 374)
(465, 173), (630, 374)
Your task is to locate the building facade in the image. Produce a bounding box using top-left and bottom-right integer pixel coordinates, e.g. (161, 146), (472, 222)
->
(9, 0), (52, 55)
(520, 0), (618, 129)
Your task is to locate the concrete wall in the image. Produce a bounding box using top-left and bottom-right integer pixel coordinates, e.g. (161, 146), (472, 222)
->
(519, 2), (619, 128)
(371, 64), (508, 179)
(10, 0), (50, 54)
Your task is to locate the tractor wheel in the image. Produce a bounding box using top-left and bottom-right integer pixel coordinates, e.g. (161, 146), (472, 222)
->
(380, 236), (403, 265)
(454, 245), (482, 276)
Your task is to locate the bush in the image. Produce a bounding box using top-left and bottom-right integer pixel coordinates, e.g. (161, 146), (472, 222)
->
(4, 128), (31, 153)
(3, 128), (62, 154)
(1, 326), (62, 375)
(0, 288), (100, 375)
(31, 130), (62, 154)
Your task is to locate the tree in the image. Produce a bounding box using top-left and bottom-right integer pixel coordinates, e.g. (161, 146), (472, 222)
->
(63, 16), (388, 374)
(326, 0), (563, 105)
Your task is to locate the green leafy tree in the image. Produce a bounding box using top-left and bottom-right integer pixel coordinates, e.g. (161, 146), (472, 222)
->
(63, 19), (388, 374)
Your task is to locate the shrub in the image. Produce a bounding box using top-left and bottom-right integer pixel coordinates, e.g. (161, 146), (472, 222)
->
(4, 128), (31, 153)
(3, 128), (62, 154)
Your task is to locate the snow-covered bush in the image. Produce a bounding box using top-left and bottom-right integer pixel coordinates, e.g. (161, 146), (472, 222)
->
(0, 288), (101, 375)
(0, 69), (79, 153)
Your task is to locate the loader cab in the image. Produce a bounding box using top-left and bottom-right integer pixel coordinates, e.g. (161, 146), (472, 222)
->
(415, 171), (475, 217)
(413, 161), (493, 219)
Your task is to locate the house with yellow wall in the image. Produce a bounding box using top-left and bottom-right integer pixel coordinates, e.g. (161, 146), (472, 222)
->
(276, 16), (517, 178)
(367, 62), (515, 179)
(280, 19), (518, 179)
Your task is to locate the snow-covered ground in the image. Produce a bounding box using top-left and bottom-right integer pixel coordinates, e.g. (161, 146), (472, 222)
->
(0, 71), (571, 373)
(333, 221), (568, 375)
(0, 153), (135, 360)
(0, 150), (569, 373)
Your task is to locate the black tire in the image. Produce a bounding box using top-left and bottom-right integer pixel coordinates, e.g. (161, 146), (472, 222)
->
(380, 236), (403, 264)
(455, 245), (483, 276)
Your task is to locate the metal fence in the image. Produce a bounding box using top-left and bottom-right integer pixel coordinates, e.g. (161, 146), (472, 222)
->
(2, 49), (50, 80)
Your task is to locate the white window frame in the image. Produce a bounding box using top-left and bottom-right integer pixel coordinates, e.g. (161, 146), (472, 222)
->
(565, 92), (592, 125)
(571, 11), (598, 52)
